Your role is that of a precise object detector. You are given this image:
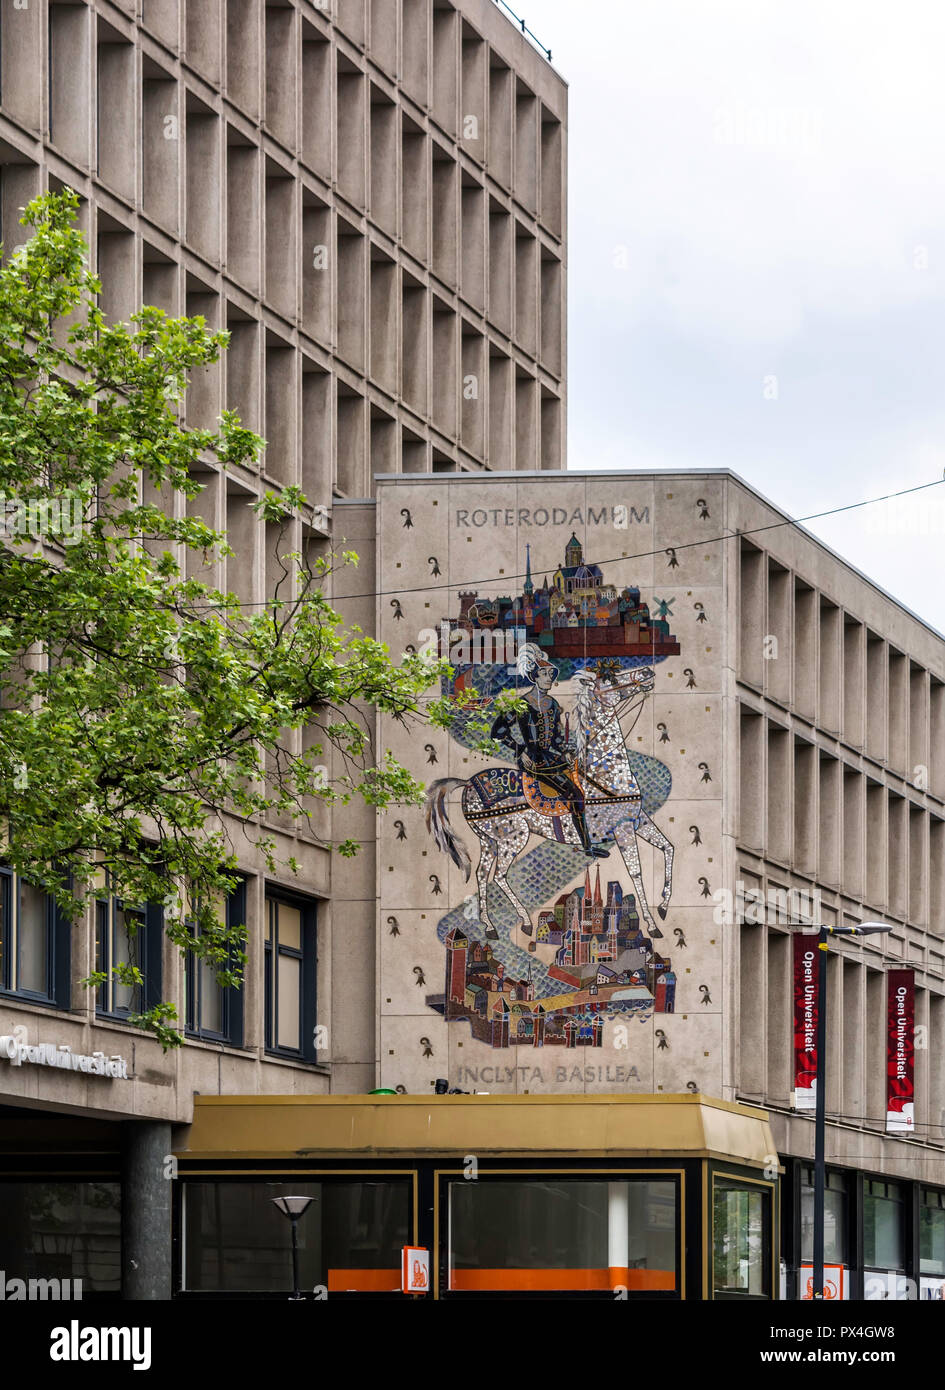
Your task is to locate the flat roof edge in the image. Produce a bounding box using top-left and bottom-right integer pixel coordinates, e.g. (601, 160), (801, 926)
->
(369, 467), (945, 648)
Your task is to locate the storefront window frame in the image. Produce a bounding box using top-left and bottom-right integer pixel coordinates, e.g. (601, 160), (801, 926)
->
(920, 1187), (945, 1279)
(710, 1169), (776, 1301)
(863, 1176), (905, 1276)
(799, 1164), (849, 1269)
(173, 1169), (418, 1299)
(435, 1165), (685, 1301)
(0, 1177), (123, 1298)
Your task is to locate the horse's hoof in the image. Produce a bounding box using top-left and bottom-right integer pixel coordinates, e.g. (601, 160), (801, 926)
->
(649, 926), (664, 939)
(657, 905), (668, 920)
(484, 926), (499, 941)
(520, 921), (533, 936)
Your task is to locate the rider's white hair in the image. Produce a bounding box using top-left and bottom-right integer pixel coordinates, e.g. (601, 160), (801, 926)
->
(516, 642), (546, 679)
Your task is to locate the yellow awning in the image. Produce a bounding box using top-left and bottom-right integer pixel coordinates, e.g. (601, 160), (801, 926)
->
(178, 1093), (778, 1169)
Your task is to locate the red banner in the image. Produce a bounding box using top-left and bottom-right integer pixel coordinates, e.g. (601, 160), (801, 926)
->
(792, 934), (819, 1111)
(886, 970), (915, 1134)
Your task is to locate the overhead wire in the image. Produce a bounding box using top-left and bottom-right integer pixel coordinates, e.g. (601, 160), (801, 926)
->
(2, 475), (943, 617)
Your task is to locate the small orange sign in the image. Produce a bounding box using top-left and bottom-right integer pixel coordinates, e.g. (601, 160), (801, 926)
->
(402, 1246), (430, 1294)
(800, 1264), (846, 1300)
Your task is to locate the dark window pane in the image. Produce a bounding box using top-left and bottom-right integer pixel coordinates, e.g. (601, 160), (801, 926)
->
(920, 1203), (945, 1276)
(864, 1189), (903, 1269)
(800, 1178), (846, 1264)
(0, 874), (10, 988)
(182, 1181), (409, 1293)
(95, 900), (107, 1006)
(0, 1182), (121, 1294)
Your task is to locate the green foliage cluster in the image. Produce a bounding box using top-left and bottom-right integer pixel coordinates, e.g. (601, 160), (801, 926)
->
(0, 192), (519, 1047)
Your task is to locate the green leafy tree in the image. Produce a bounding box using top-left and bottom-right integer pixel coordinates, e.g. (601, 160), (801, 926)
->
(0, 191), (516, 1048)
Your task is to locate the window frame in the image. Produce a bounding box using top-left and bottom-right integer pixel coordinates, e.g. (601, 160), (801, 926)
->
(0, 866), (70, 1007)
(94, 890), (162, 1021)
(438, 1167), (683, 1300)
(920, 1187), (945, 1278)
(177, 1174), (414, 1297)
(711, 1171), (775, 1301)
(0, 1177), (122, 1299)
(799, 1163), (849, 1268)
(863, 1176), (905, 1274)
(264, 889), (318, 1062)
(184, 877), (246, 1047)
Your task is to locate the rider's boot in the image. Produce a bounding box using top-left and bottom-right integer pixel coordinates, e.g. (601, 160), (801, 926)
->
(572, 810), (610, 859)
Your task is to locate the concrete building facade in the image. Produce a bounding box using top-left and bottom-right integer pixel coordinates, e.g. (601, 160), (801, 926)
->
(2, 0), (943, 1305)
(0, 0), (567, 1299)
(309, 465), (945, 1299)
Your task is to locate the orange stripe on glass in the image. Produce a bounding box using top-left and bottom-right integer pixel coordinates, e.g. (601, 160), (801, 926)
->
(327, 1268), (401, 1292)
(450, 1267), (675, 1292)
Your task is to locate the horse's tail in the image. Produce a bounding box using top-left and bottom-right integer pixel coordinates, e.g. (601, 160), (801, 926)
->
(424, 777), (472, 881)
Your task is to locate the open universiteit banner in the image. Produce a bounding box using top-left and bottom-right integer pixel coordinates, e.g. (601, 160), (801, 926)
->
(792, 934), (818, 1111)
(886, 969), (915, 1134)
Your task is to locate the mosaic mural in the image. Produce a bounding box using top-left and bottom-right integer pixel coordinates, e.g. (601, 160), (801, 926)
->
(377, 477), (723, 1094)
(421, 533), (683, 1049)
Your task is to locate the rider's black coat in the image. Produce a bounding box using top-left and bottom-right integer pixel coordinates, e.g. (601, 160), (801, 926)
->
(490, 697), (572, 771)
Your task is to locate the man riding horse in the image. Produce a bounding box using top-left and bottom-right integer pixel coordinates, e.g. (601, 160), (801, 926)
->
(489, 643), (611, 859)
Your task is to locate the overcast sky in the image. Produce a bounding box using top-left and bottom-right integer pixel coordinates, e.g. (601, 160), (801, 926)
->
(530, 0), (945, 632)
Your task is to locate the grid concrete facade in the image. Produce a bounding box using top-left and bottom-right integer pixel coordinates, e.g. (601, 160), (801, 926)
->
(0, 0), (567, 503)
(731, 480), (945, 1183)
(333, 466), (945, 1299)
(0, 0), (566, 1122)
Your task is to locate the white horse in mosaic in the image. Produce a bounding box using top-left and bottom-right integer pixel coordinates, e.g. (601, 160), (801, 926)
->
(425, 665), (675, 941)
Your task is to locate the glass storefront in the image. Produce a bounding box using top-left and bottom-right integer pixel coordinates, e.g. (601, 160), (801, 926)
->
(446, 1177), (677, 1293)
(169, 1094), (782, 1299)
(182, 1180), (410, 1293)
(0, 1182), (121, 1295)
(781, 1162), (945, 1300)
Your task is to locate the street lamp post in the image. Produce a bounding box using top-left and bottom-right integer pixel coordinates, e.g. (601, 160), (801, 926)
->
(809, 922), (889, 1300)
(271, 1195), (313, 1300)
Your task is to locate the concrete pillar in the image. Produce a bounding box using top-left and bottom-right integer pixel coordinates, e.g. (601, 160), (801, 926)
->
(607, 1180), (629, 1291)
(123, 1122), (172, 1301)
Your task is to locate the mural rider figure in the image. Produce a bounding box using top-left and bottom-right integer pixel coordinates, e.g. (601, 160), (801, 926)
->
(490, 643), (610, 859)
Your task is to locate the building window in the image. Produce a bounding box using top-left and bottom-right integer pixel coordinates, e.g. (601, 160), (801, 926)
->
(800, 1167), (847, 1266)
(184, 878), (245, 1047)
(920, 1189), (945, 1279)
(446, 1177), (679, 1294)
(0, 1182), (121, 1297)
(95, 890), (162, 1019)
(864, 1178), (904, 1271)
(713, 1177), (771, 1298)
(264, 892), (317, 1060)
(0, 869), (69, 1006)
(181, 1180), (409, 1293)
